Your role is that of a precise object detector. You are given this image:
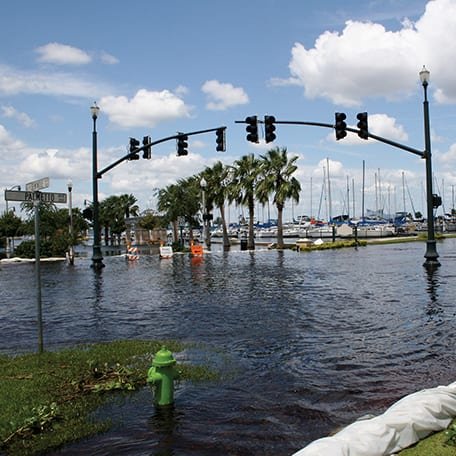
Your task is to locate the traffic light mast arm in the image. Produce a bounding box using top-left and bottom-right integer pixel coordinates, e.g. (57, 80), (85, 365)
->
(97, 126), (226, 178)
(272, 120), (425, 159)
(357, 129), (425, 158)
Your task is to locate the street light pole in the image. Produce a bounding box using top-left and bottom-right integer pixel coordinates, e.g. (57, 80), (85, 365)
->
(67, 179), (74, 265)
(91, 102), (104, 269)
(420, 66), (440, 268)
(5, 185), (20, 258)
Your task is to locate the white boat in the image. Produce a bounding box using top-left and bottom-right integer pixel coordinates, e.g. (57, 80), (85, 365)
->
(337, 222), (396, 238)
(356, 224), (396, 238)
(256, 227), (278, 238)
(305, 225), (335, 238)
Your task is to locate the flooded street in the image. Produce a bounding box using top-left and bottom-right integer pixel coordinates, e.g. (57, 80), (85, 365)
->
(1, 240), (456, 455)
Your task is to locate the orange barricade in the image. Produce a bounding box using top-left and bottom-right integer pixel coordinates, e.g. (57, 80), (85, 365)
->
(190, 244), (204, 256)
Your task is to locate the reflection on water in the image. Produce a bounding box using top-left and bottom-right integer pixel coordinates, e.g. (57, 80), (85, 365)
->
(425, 267), (442, 317)
(148, 406), (180, 456)
(2, 240), (456, 455)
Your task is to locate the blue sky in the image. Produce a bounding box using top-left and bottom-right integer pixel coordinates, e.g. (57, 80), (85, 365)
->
(2, 0), (456, 222)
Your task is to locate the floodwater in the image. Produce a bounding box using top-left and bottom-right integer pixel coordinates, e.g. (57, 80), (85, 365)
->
(1, 239), (456, 455)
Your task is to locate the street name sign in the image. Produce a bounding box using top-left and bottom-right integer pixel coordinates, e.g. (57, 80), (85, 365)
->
(26, 177), (50, 192)
(4, 190), (67, 204)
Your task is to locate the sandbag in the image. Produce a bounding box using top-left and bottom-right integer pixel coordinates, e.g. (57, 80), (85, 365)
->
(293, 381), (456, 456)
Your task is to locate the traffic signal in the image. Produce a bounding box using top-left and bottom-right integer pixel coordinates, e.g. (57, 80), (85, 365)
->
(177, 134), (188, 156)
(142, 136), (152, 159)
(82, 207), (93, 221)
(356, 112), (368, 140)
(264, 115), (276, 143)
(334, 112), (347, 140)
(432, 194), (442, 208)
(215, 128), (226, 152)
(129, 137), (140, 160)
(245, 116), (258, 143)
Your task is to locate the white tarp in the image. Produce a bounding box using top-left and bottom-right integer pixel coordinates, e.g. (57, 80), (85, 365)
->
(293, 381), (456, 456)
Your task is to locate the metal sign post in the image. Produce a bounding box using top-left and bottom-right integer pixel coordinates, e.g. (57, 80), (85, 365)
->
(5, 184), (67, 354)
(34, 199), (43, 353)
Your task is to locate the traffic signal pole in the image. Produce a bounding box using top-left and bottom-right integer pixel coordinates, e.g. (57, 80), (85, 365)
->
(238, 115), (436, 266)
(269, 120), (425, 158)
(97, 126), (226, 178)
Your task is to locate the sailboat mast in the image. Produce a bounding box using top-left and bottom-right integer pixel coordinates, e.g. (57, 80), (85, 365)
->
(310, 176), (313, 219)
(352, 178), (356, 219)
(375, 172), (378, 217)
(378, 168), (382, 218)
(346, 175), (350, 219)
(327, 158), (332, 223)
(362, 160), (365, 222)
(402, 172), (406, 213)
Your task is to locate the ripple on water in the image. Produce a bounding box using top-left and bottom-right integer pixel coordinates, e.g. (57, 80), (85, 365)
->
(2, 240), (456, 454)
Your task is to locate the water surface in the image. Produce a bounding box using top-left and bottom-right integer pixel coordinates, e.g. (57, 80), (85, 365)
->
(1, 240), (455, 455)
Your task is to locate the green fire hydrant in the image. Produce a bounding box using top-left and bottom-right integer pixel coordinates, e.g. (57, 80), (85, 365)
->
(147, 347), (179, 406)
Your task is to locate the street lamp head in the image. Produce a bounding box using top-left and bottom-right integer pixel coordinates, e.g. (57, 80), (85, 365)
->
(90, 102), (100, 119)
(200, 177), (207, 188)
(67, 179), (73, 191)
(419, 65), (430, 86)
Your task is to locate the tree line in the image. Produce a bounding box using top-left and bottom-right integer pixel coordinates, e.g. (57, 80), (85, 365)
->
(0, 146), (300, 257)
(156, 147), (300, 250)
(0, 194), (142, 257)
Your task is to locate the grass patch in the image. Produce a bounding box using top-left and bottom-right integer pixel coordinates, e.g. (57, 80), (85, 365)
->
(296, 240), (367, 251)
(398, 419), (456, 455)
(0, 340), (218, 455)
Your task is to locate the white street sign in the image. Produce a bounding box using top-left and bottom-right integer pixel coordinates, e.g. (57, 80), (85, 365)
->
(4, 190), (67, 204)
(26, 177), (50, 192)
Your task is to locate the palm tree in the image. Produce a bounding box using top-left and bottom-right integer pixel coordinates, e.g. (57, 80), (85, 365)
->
(99, 198), (113, 245)
(100, 196), (121, 245)
(177, 176), (202, 244)
(119, 194), (139, 243)
(98, 194), (139, 245)
(156, 179), (200, 246)
(257, 147), (301, 249)
(20, 201), (59, 240)
(229, 154), (261, 250)
(156, 184), (181, 243)
(119, 194), (139, 219)
(200, 161), (231, 250)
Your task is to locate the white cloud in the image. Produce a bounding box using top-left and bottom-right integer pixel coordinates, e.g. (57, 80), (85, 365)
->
(287, 21), (418, 107)
(100, 51), (119, 65)
(0, 123), (25, 151)
(0, 64), (109, 98)
(327, 113), (408, 144)
(175, 85), (189, 96)
(366, 113), (408, 141)
(1, 105), (35, 127)
(438, 143), (456, 165)
(315, 158), (345, 178)
(100, 89), (192, 128)
(108, 151), (209, 195)
(201, 80), (249, 110)
(415, 0), (456, 103)
(17, 147), (91, 182)
(275, 0), (456, 106)
(35, 42), (92, 65)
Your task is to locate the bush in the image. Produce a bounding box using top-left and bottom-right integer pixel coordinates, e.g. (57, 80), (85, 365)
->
(15, 236), (69, 258)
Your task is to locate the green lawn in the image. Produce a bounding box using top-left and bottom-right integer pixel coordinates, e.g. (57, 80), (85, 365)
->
(397, 421), (456, 455)
(0, 340), (218, 455)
